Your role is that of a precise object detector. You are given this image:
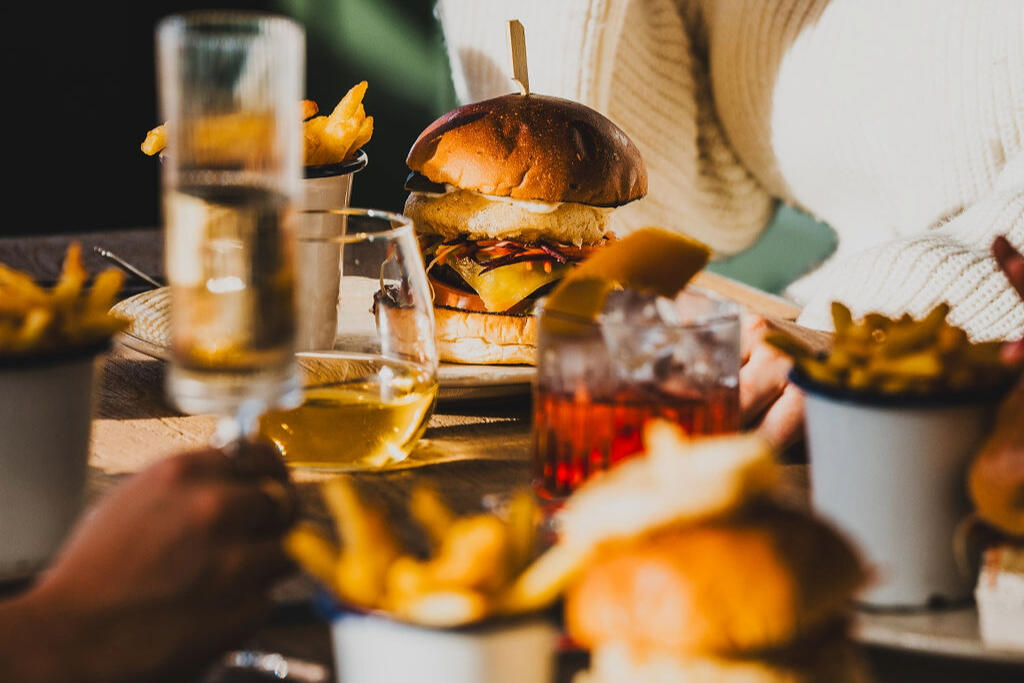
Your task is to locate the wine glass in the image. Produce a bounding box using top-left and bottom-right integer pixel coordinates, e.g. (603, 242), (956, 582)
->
(258, 208), (439, 470)
(155, 11), (305, 443)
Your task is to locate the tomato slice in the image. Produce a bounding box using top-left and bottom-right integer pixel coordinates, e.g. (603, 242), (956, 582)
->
(429, 274), (535, 314)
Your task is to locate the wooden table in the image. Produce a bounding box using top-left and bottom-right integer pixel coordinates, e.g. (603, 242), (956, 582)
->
(4, 229), (1024, 683)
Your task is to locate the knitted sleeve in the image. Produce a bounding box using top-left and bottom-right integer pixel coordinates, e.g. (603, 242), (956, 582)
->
(433, 0), (774, 256)
(791, 153), (1024, 342)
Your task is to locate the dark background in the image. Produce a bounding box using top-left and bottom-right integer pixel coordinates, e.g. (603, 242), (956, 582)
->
(0, 1), (456, 238)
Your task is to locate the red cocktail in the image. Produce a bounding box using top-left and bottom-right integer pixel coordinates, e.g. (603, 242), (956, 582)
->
(532, 288), (741, 500)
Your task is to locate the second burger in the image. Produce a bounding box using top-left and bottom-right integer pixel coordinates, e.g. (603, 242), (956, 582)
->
(403, 93), (648, 365)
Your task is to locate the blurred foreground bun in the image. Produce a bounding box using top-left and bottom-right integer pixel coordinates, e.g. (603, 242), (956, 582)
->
(576, 632), (872, 683)
(566, 503), (867, 657)
(968, 383), (1024, 537)
(433, 305), (536, 365)
(406, 93), (647, 207)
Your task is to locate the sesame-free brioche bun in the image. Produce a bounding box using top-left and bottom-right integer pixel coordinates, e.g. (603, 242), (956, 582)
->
(433, 304), (537, 365)
(565, 503), (867, 657)
(406, 93), (647, 207)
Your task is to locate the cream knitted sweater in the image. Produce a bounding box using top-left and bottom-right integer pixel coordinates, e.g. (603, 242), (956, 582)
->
(435, 0), (1024, 340)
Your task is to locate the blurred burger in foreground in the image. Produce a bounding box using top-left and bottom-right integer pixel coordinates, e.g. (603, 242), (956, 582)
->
(567, 505), (872, 683)
(967, 382), (1024, 651)
(512, 420), (873, 682)
(403, 93), (647, 364)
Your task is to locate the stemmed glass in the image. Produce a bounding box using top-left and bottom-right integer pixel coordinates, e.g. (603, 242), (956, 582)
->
(258, 208), (439, 470)
(155, 11), (305, 443)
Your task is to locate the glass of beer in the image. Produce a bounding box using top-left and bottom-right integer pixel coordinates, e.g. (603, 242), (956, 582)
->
(259, 209), (439, 470)
(156, 11), (305, 438)
(532, 287), (741, 500)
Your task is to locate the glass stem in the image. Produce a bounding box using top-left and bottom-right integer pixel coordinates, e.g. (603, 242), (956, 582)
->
(212, 399), (266, 452)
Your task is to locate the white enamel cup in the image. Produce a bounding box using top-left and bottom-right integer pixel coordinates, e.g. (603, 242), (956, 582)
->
(318, 595), (559, 683)
(793, 370), (1002, 608)
(0, 346), (103, 581)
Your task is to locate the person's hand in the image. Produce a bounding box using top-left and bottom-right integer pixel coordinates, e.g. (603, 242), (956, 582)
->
(740, 312), (804, 452)
(993, 235), (1024, 364)
(0, 441), (298, 683)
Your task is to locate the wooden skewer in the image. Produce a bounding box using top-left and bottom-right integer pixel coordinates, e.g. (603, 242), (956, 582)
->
(507, 19), (530, 96)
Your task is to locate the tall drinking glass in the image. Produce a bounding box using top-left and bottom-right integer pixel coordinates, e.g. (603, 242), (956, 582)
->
(156, 11), (305, 440)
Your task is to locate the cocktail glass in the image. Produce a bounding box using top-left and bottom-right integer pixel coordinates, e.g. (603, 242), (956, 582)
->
(532, 287), (741, 500)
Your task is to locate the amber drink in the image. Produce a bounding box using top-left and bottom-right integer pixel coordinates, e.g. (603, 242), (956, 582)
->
(533, 287), (741, 499)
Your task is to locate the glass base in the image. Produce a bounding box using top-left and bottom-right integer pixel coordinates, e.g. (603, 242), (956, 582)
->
(166, 361), (302, 420)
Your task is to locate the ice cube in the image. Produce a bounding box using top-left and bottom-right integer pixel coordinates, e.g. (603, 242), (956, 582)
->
(599, 288), (739, 395)
(599, 289), (683, 383)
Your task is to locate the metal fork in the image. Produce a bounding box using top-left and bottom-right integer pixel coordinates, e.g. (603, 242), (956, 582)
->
(92, 246), (164, 289)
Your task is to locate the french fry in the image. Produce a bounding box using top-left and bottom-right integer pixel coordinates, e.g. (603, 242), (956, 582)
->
(285, 523), (340, 590)
(322, 477), (400, 608)
(409, 484), (456, 549)
(882, 303), (949, 356)
(0, 243), (126, 354)
(772, 301), (1020, 395)
(504, 489), (540, 575)
(321, 114), (361, 165)
(329, 81), (368, 125)
(145, 82), (372, 166)
(51, 242), (87, 309)
(427, 514), (510, 593)
(0, 264), (49, 303)
(384, 555), (437, 607)
(303, 116), (330, 166)
(347, 116), (373, 157)
(300, 99), (319, 120)
(14, 308), (54, 350)
(86, 268), (126, 314)
(392, 588), (490, 628)
(141, 123), (167, 156)
(830, 301), (853, 336)
(498, 543), (591, 615)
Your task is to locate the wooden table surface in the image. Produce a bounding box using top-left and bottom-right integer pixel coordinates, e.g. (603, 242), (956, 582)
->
(4, 229), (1024, 683)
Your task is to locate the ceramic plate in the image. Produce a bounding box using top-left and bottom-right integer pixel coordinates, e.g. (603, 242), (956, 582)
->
(111, 288), (534, 402)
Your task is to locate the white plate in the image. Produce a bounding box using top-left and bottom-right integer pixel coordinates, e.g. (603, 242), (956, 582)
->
(853, 606), (1024, 665)
(111, 288), (533, 402)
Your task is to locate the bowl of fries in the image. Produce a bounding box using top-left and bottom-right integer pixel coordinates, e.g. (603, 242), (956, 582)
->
(768, 302), (1022, 608)
(286, 478), (560, 683)
(0, 243), (128, 581)
(142, 80), (373, 211)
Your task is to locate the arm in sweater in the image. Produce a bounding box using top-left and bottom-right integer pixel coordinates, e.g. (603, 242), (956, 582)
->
(434, 0), (774, 257)
(792, 153), (1024, 342)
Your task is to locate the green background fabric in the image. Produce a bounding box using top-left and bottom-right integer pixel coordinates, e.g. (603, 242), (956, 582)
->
(707, 204), (836, 294)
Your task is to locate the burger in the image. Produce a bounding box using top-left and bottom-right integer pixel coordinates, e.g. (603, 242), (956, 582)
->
(565, 503), (872, 683)
(966, 383), (1024, 651)
(541, 420), (871, 682)
(403, 93), (648, 365)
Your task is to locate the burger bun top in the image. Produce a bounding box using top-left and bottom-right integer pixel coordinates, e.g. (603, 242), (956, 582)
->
(406, 93), (647, 207)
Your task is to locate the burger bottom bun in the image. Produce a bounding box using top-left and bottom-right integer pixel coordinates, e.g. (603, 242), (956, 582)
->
(434, 305), (537, 365)
(578, 632), (872, 683)
(405, 190), (610, 245)
(565, 503), (866, 656)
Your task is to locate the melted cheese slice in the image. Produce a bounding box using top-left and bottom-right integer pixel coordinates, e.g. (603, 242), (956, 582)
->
(448, 259), (571, 312)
